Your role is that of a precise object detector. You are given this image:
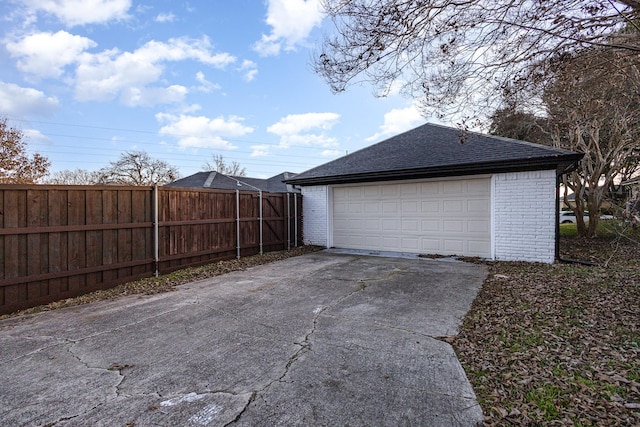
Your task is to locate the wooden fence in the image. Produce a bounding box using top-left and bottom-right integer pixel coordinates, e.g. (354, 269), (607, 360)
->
(0, 185), (302, 315)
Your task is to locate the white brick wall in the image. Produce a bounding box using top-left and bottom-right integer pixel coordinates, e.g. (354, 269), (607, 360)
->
(301, 186), (328, 247)
(492, 170), (557, 263)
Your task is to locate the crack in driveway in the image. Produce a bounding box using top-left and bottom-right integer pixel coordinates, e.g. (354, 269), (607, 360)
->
(226, 279), (371, 425)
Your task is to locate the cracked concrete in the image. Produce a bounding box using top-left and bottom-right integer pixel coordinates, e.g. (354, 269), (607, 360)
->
(0, 251), (485, 426)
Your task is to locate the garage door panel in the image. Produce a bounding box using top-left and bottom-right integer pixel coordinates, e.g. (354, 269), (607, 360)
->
(467, 199), (490, 213)
(444, 220), (464, 232)
(381, 236), (401, 249)
(468, 220), (489, 233)
(420, 238), (440, 252)
(363, 186), (379, 197)
(382, 219), (399, 231)
(420, 182), (440, 195)
(443, 200), (464, 214)
(402, 200), (418, 212)
(468, 240), (491, 256)
(421, 200), (440, 213)
(401, 220), (419, 232)
(443, 239), (465, 253)
(443, 181), (464, 194)
(382, 185), (399, 197)
(467, 179), (491, 193)
(401, 237), (420, 250)
(332, 178), (491, 257)
(382, 202), (398, 213)
(364, 219), (380, 231)
(401, 183), (419, 196)
(421, 219), (440, 231)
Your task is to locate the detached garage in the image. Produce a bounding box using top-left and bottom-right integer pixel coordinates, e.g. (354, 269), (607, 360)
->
(286, 123), (583, 263)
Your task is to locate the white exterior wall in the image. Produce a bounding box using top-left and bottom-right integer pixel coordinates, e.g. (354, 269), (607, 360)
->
(492, 170), (557, 263)
(301, 186), (329, 246)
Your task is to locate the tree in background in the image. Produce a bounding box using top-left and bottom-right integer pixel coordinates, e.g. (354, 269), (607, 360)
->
(203, 154), (246, 177)
(315, 0), (640, 120)
(98, 151), (180, 186)
(543, 49), (640, 236)
(0, 116), (50, 183)
(45, 168), (102, 185)
(490, 48), (640, 236)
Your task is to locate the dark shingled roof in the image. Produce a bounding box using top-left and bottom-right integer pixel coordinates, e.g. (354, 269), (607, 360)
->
(286, 123), (583, 186)
(166, 171), (299, 193)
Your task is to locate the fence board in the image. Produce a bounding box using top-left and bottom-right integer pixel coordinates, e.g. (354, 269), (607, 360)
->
(0, 185), (302, 314)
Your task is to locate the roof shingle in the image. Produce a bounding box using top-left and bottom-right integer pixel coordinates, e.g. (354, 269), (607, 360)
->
(286, 123), (583, 185)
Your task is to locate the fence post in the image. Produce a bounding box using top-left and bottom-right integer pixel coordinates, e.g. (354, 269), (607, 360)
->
(287, 193), (291, 251)
(294, 193), (299, 247)
(259, 190), (263, 255)
(153, 185), (159, 277)
(236, 189), (241, 259)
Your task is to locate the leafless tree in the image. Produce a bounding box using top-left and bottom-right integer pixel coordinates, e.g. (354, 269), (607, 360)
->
(315, 0), (640, 119)
(44, 168), (102, 185)
(202, 154), (247, 177)
(98, 151), (180, 186)
(0, 116), (50, 183)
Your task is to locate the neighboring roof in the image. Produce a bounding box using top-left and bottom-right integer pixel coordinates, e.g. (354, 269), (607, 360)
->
(286, 123), (583, 186)
(166, 171), (300, 193)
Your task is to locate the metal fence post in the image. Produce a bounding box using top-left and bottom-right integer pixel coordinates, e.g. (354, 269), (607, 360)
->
(294, 194), (298, 247)
(153, 185), (159, 277)
(236, 189), (241, 259)
(259, 190), (263, 255)
(287, 193), (291, 251)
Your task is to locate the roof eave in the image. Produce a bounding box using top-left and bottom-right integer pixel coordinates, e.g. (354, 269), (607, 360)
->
(286, 154), (584, 186)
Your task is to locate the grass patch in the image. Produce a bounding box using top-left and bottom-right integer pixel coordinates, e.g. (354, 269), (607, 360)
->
(559, 219), (636, 238)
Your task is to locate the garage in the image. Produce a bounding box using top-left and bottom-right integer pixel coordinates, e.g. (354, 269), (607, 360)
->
(332, 178), (491, 257)
(286, 123), (583, 263)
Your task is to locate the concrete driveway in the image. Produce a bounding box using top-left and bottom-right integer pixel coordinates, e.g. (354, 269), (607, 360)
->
(0, 252), (486, 426)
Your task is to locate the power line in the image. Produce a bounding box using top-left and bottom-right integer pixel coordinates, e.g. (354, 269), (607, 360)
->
(9, 116), (345, 150)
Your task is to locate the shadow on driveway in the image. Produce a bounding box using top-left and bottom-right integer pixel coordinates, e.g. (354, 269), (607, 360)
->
(0, 252), (486, 426)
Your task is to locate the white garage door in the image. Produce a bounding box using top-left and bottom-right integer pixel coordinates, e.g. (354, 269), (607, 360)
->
(332, 178), (491, 257)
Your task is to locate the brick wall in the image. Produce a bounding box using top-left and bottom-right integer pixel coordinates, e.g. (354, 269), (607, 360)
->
(301, 185), (328, 246)
(493, 170), (557, 263)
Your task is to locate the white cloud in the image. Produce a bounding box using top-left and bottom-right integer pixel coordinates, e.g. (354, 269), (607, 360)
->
(250, 144), (271, 157)
(321, 149), (342, 157)
(194, 71), (220, 93)
(74, 37), (236, 104)
(120, 85), (188, 107)
(0, 82), (59, 117)
(156, 113), (253, 149)
(23, 0), (132, 26)
(366, 102), (425, 141)
(266, 112), (339, 150)
(23, 128), (50, 143)
(155, 12), (176, 23)
(238, 60), (258, 82)
(268, 112), (339, 137)
(6, 30), (97, 79)
(253, 0), (324, 56)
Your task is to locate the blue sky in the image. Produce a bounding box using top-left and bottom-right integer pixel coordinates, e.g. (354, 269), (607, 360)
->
(0, 0), (434, 179)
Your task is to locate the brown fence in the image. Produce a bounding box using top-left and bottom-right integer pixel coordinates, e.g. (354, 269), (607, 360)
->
(0, 185), (302, 315)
